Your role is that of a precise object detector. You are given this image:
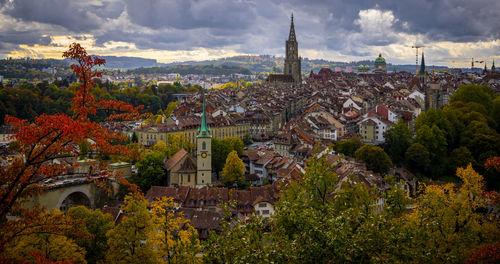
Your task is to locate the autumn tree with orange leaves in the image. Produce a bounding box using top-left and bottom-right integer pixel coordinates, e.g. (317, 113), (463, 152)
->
(0, 43), (144, 260)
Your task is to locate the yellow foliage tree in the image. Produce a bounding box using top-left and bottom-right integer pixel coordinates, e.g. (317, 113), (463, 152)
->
(402, 164), (500, 263)
(154, 115), (163, 124)
(150, 197), (201, 263)
(105, 194), (157, 264)
(165, 101), (178, 118)
(221, 150), (246, 185)
(152, 140), (168, 154)
(165, 133), (194, 157)
(4, 209), (87, 264)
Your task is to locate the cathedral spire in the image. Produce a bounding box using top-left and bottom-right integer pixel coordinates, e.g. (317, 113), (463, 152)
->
(288, 13), (296, 42)
(492, 59), (496, 72)
(198, 91), (210, 137)
(419, 52), (426, 74)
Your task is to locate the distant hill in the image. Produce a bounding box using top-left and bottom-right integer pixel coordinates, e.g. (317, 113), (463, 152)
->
(3, 55), (451, 75)
(127, 64), (252, 75)
(91, 56), (157, 69)
(163, 55), (449, 74)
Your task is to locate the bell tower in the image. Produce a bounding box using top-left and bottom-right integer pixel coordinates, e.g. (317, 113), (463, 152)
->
(196, 92), (212, 186)
(284, 14), (302, 83)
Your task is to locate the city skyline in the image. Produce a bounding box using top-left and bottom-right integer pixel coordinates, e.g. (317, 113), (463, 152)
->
(0, 0), (499, 68)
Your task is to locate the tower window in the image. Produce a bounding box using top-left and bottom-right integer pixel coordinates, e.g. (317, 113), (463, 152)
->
(202, 141), (206, 150)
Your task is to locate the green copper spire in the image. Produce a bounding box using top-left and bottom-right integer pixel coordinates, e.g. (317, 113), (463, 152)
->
(198, 91), (211, 137)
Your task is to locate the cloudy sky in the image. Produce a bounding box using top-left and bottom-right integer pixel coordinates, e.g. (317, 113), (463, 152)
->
(0, 0), (499, 67)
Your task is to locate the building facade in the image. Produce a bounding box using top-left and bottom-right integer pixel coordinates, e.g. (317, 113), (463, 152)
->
(374, 53), (387, 73)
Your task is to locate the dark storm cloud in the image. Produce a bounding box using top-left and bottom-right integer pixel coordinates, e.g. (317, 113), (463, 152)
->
(0, 30), (51, 45)
(3, 0), (123, 32)
(294, 0), (500, 43)
(124, 0), (256, 30)
(0, 0), (498, 57)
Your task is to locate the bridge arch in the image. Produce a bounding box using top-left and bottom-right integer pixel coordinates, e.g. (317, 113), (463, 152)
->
(56, 187), (94, 211)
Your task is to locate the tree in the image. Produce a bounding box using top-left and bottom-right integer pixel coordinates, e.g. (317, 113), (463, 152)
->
(270, 155), (394, 263)
(2, 208), (88, 263)
(415, 124), (447, 178)
(68, 206), (114, 264)
(5, 232), (86, 264)
(355, 144), (393, 174)
(242, 134), (252, 145)
(460, 120), (500, 159)
(131, 131), (138, 143)
(450, 84), (495, 111)
(134, 150), (167, 192)
(221, 150), (245, 185)
(204, 212), (270, 263)
(211, 138), (233, 178)
(334, 137), (362, 156)
(225, 137), (244, 156)
(384, 119), (411, 166)
(0, 43), (143, 255)
(150, 197), (201, 263)
(400, 164), (500, 263)
(204, 156), (499, 263)
(164, 101), (177, 117)
(105, 194), (157, 264)
(165, 133), (194, 157)
(405, 143), (431, 176)
(78, 140), (90, 160)
(446, 147), (475, 177)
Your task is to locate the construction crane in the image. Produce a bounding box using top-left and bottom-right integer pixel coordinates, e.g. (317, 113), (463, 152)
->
(411, 45), (429, 74)
(471, 58), (484, 71)
(448, 59), (484, 70)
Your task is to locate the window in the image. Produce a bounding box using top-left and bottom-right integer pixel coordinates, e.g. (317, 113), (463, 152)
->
(262, 210), (270, 215)
(202, 141), (206, 150)
(188, 174), (191, 182)
(259, 203), (266, 208)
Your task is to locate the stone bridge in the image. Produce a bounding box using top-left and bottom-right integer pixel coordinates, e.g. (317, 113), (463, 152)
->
(24, 180), (119, 211)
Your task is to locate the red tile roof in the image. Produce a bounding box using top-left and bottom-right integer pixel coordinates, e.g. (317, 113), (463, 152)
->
(164, 148), (188, 170)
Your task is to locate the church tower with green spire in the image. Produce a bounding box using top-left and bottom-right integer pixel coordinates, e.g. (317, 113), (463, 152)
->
(196, 92), (212, 186)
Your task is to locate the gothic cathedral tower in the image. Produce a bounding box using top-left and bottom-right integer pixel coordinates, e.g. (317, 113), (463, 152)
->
(196, 92), (212, 186)
(284, 14), (302, 83)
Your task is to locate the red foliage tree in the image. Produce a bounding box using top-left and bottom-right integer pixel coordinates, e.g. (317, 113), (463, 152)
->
(484, 156), (500, 172)
(0, 43), (144, 253)
(464, 243), (500, 264)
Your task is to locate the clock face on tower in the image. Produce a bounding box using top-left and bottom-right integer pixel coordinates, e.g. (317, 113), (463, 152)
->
(201, 152), (207, 158)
